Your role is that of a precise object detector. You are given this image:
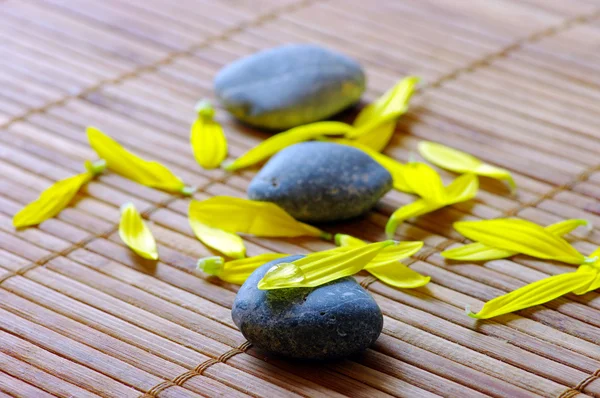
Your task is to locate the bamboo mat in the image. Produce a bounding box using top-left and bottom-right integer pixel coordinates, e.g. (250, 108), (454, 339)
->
(2, 0), (600, 396)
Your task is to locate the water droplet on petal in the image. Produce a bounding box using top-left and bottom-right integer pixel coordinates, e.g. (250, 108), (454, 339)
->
(262, 263), (306, 286)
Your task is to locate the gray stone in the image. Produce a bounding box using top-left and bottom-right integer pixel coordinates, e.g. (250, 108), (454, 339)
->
(247, 142), (393, 222)
(232, 256), (383, 360)
(214, 44), (365, 130)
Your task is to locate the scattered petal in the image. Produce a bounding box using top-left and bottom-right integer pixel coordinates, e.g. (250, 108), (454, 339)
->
(13, 160), (105, 228)
(353, 121), (396, 152)
(258, 240), (395, 289)
(418, 141), (515, 191)
(443, 218), (590, 261)
(386, 199), (443, 238)
(224, 121), (352, 171)
(348, 76), (419, 142)
(87, 126), (191, 194)
(190, 100), (227, 169)
(189, 196), (329, 239)
(453, 218), (589, 265)
(444, 173), (479, 204)
(467, 269), (595, 319)
(197, 253), (287, 284)
(402, 162), (447, 204)
(188, 211), (246, 259)
(119, 202), (158, 260)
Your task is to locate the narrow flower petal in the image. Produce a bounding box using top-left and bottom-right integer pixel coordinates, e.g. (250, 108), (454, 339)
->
(402, 162), (447, 204)
(418, 141), (515, 191)
(572, 265), (600, 295)
(258, 240), (395, 290)
(353, 121), (396, 152)
(545, 219), (590, 236)
(348, 76), (419, 141)
(445, 173), (479, 204)
(224, 121), (351, 171)
(13, 160), (105, 228)
(119, 202), (158, 260)
(197, 253), (287, 284)
(189, 196), (328, 239)
(443, 218), (590, 262)
(189, 216), (246, 259)
(386, 199), (442, 238)
(454, 219), (588, 265)
(467, 271), (594, 319)
(87, 126), (191, 194)
(442, 242), (517, 262)
(190, 101), (227, 169)
(367, 262), (430, 288)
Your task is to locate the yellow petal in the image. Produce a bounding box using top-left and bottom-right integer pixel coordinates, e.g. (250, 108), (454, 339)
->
(334, 139), (412, 193)
(197, 253), (288, 284)
(348, 76), (419, 139)
(119, 202), (158, 260)
(572, 265), (600, 295)
(442, 242), (517, 262)
(189, 196), (328, 239)
(335, 233), (366, 247)
(367, 262), (430, 289)
(454, 219), (589, 265)
(13, 160), (105, 228)
(545, 219), (590, 236)
(354, 121), (396, 152)
(190, 101), (227, 169)
(418, 141), (515, 191)
(386, 199), (442, 238)
(188, 216), (246, 259)
(467, 271), (594, 319)
(224, 121), (352, 172)
(258, 240), (395, 289)
(87, 127), (191, 194)
(442, 218), (590, 262)
(403, 162), (447, 204)
(444, 173), (479, 204)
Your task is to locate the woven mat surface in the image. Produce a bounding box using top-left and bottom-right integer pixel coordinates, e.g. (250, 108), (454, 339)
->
(2, 0), (600, 397)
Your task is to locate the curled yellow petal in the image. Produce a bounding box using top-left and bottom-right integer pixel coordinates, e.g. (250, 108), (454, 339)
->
(444, 173), (479, 204)
(119, 202), (158, 260)
(353, 121), (396, 152)
(224, 121), (351, 172)
(197, 253), (287, 284)
(348, 76), (419, 141)
(190, 100), (227, 169)
(13, 160), (105, 228)
(335, 234), (429, 288)
(87, 127), (192, 194)
(189, 196), (329, 239)
(258, 240), (395, 290)
(386, 199), (442, 238)
(572, 264), (600, 295)
(454, 219), (590, 265)
(403, 162), (447, 204)
(188, 211), (246, 259)
(418, 141), (515, 192)
(467, 270), (595, 319)
(443, 218), (591, 262)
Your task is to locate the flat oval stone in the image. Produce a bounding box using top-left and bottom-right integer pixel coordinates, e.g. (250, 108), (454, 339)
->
(214, 44), (365, 130)
(232, 256), (383, 360)
(247, 142), (393, 222)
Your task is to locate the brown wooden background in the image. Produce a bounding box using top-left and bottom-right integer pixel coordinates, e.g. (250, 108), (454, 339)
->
(2, 0), (600, 397)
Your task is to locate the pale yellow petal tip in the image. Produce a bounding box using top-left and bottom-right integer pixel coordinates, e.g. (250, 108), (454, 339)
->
(180, 186), (197, 196)
(195, 100), (215, 118)
(221, 160), (237, 172)
(85, 159), (107, 176)
(197, 256), (224, 275)
(465, 305), (480, 319)
(583, 256), (598, 265)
